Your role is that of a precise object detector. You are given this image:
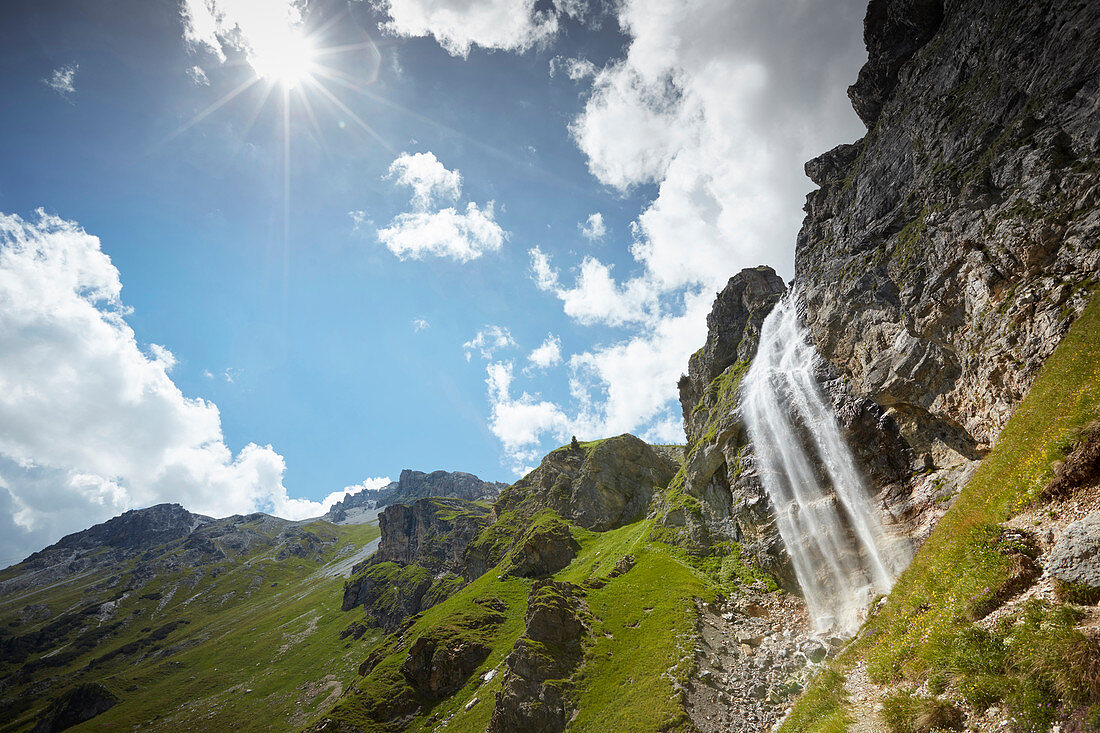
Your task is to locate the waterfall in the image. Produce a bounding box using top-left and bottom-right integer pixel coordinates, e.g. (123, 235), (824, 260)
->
(741, 292), (910, 634)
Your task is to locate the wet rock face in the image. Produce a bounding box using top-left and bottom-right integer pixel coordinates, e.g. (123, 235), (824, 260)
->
(798, 0), (1100, 468)
(496, 434), (677, 532)
(669, 267), (915, 584)
(678, 266), (786, 429)
(488, 581), (588, 733)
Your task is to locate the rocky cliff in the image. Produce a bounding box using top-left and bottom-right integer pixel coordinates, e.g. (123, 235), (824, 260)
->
(341, 497), (494, 630)
(673, 0), (1100, 585)
(798, 0), (1099, 469)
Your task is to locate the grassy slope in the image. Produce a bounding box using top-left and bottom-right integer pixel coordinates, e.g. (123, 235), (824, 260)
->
(0, 521), (380, 732)
(781, 294), (1100, 731)
(331, 518), (712, 733)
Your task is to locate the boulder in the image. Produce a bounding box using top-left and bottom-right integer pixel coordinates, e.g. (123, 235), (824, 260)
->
(1048, 512), (1100, 593)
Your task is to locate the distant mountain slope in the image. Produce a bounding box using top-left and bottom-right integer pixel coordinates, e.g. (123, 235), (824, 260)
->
(0, 506), (380, 732)
(325, 470), (507, 524)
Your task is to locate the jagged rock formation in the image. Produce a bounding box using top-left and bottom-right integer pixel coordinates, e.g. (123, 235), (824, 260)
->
(326, 470), (506, 523)
(665, 267), (912, 587)
(488, 581), (589, 733)
(495, 434), (677, 532)
(341, 497), (492, 630)
(369, 497), (492, 574)
(798, 0), (1100, 470)
(500, 516), (580, 579)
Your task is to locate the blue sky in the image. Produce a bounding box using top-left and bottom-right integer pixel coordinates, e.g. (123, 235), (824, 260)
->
(0, 0), (869, 565)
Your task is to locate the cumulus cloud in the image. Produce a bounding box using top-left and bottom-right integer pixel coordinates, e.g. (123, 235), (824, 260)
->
(317, 475), (392, 512)
(571, 0), (866, 288)
(528, 247), (655, 327)
(377, 203), (505, 262)
(0, 211), (337, 566)
(485, 361), (571, 467)
(526, 334), (563, 371)
(377, 152), (507, 262)
(550, 56), (597, 81)
(179, 0), (309, 79)
(412, 317), (430, 332)
(375, 0), (559, 58)
(476, 0), (867, 467)
(186, 65), (210, 85)
(388, 152), (462, 210)
(579, 212), (606, 241)
(463, 326), (517, 362)
(43, 64), (78, 97)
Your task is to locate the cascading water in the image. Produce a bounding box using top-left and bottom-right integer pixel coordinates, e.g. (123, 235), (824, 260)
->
(742, 292), (911, 634)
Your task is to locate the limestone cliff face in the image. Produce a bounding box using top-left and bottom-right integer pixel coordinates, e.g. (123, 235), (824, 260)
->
(674, 0), (1100, 580)
(369, 497), (492, 574)
(798, 0), (1100, 469)
(341, 497), (492, 629)
(668, 268), (912, 584)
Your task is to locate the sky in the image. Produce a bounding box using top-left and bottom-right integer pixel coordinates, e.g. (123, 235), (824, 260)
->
(0, 0), (869, 566)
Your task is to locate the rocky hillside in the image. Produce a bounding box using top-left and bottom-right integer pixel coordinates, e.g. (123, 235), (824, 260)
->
(0, 506), (381, 732)
(326, 470), (506, 523)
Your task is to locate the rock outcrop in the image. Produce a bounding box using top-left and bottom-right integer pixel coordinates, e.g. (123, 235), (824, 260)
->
(31, 683), (118, 733)
(797, 0), (1100, 471)
(1047, 512), (1100, 596)
(369, 497), (493, 574)
(342, 497), (493, 630)
(488, 581), (589, 733)
(495, 434), (677, 532)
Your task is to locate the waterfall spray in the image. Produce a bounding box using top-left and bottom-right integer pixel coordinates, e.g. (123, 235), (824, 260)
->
(741, 292), (910, 634)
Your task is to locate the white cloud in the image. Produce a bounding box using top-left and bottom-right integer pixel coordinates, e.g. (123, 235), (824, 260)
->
(318, 475), (392, 511)
(528, 247), (655, 327)
(479, 290), (706, 467)
(186, 65), (210, 85)
(377, 202), (505, 262)
(0, 211), (337, 566)
(463, 325), (517, 362)
(485, 361), (571, 466)
(412, 317), (430, 332)
(550, 56), (597, 81)
(43, 64), (78, 97)
(179, 0), (310, 80)
(474, 0), (866, 466)
(148, 344), (178, 371)
(579, 212), (606, 241)
(377, 152), (507, 262)
(375, 0), (559, 58)
(570, 0), (866, 290)
(529, 246), (559, 291)
(526, 334), (563, 371)
(349, 210), (372, 230)
(388, 151), (462, 210)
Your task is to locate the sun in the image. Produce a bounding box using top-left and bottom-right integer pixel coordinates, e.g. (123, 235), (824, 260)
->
(250, 29), (317, 88)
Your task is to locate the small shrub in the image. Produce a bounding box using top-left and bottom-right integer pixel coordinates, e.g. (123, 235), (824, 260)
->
(881, 691), (962, 733)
